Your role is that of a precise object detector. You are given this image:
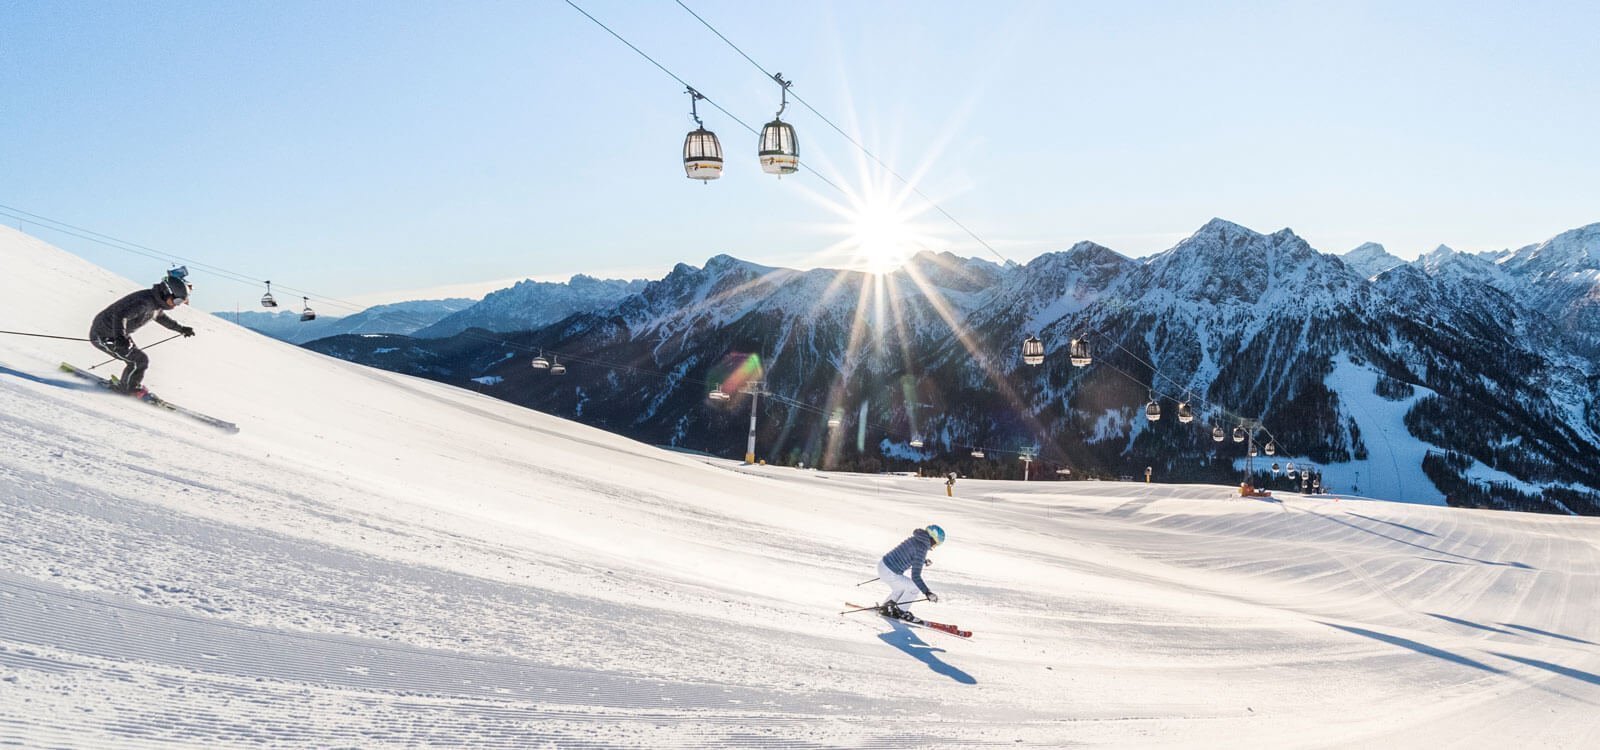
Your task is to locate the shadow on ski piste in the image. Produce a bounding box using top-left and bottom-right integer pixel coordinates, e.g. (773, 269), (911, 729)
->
(0, 364), (96, 391)
(877, 621), (977, 684)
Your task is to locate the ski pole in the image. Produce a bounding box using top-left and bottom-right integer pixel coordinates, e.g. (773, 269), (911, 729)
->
(0, 330), (89, 341)
(856, 577), (879, 586)
(840, 598), (927, 616)
(90, 334), (183, 370)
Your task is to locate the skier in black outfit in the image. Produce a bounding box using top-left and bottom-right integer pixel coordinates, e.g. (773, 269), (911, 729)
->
(89, 272), (195, 399)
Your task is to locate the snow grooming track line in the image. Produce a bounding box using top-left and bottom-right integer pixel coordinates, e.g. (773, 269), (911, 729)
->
(3, 574), (1044, 748)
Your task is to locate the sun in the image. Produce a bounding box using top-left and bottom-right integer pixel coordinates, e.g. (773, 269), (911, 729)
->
(792, 153), (948, 275)
(845, 198), (921, 274)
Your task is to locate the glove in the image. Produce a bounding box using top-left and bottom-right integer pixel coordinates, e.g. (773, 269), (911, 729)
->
(926, 591), (940, 603)
(178, 326), (196, 338)
(923, 558), (933, 567)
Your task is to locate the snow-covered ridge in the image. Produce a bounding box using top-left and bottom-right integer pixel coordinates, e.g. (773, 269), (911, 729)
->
(289, 218), (1600, 516)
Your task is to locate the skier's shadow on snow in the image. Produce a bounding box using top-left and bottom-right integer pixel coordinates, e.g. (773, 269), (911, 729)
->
(0, 365), (92, 390)
(877, 623), (977, 684)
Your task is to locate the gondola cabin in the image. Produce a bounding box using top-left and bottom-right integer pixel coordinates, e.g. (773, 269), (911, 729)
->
(758, 119), (798, 175)
(1021, 336), (1044, 366)
(684, 127), (723, 181)
(1069, 336), (1092, 367)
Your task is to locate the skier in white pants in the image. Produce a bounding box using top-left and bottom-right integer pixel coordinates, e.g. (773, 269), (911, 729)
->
(877, 524), (945, 621)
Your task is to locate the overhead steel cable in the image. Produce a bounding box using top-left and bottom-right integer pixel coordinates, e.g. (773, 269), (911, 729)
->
(1075, 320), (1285, 450)
(561, 0), (847, 194)
(672, 0), (1011, 266)
(1, 204), (377, 320)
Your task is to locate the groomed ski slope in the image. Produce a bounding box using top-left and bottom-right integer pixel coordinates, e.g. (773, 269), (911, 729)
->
(2, 226), (1598, 749)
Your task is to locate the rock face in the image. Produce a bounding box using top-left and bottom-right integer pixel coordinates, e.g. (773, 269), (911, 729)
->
(306, 219), (1600, 515)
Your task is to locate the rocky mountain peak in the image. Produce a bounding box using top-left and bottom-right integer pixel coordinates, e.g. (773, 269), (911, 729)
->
(1343, 242), (1404, 279)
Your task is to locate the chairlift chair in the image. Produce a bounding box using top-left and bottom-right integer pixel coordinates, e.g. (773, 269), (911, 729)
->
(1271, 462), (1281, 474)
(1264, 441), (1276, 456)
(1144, 396), (1161, 422)
(1212, 425), (1225, 442)
(1177, 401), (1194, 424)
(970, 448), (986, 459)
(549, 356), (566, 376)
(1069, 336), (1092, 367)
(827, 411), (842, 428)
(708, 389), (730, 401)
(1232, 425), (1247, 443)
(1021, 335), (1044, 366)
(299, 297), (316, 322)
(531, 350), (550, 369)
(909, 437), (925, 449)
(758, 74), (799, 176)
(682, 88), (723, 181)
(260, 280), (278, 308)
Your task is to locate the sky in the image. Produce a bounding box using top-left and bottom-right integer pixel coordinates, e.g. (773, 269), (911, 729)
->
(4, 224), (1600, 746)
(4, 0), (1597, 312)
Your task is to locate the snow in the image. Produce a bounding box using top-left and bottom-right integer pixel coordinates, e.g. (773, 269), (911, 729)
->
(3, 225), (1600, 747)
(1317, 354), (1446, 505)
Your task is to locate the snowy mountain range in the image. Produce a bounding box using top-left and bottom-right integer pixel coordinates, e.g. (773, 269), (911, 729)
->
(413, 275), (650, 338)
(308, 219), (1600, 516)
(228, 298), (475, 344)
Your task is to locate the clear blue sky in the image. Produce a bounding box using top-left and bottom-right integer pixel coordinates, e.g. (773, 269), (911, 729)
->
(4, 0), (1596, 312)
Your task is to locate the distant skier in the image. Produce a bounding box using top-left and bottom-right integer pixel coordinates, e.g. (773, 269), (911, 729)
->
(945, 472), (957, 497)
(89, 270), (195, 399)
(877, 524), (945, 621)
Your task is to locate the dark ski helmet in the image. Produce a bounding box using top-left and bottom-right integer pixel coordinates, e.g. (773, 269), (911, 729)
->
(158, 274), (190, 303)
(925, 524), (946, 546)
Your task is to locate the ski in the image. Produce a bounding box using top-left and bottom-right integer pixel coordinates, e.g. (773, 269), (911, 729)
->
(60, 362), (240, 434)
(844, 602), (972, 638)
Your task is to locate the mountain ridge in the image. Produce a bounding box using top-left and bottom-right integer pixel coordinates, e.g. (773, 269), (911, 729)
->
(305, 218), (1600, 515)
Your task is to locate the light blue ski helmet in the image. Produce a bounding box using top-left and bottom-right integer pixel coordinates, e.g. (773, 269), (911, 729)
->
(925, 524), (946, 546)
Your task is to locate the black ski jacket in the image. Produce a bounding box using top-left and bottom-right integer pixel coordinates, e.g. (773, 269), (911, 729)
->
(90, 285), (185, 344)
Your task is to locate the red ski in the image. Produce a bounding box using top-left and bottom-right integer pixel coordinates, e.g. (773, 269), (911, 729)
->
(844, 602), (972, 638)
